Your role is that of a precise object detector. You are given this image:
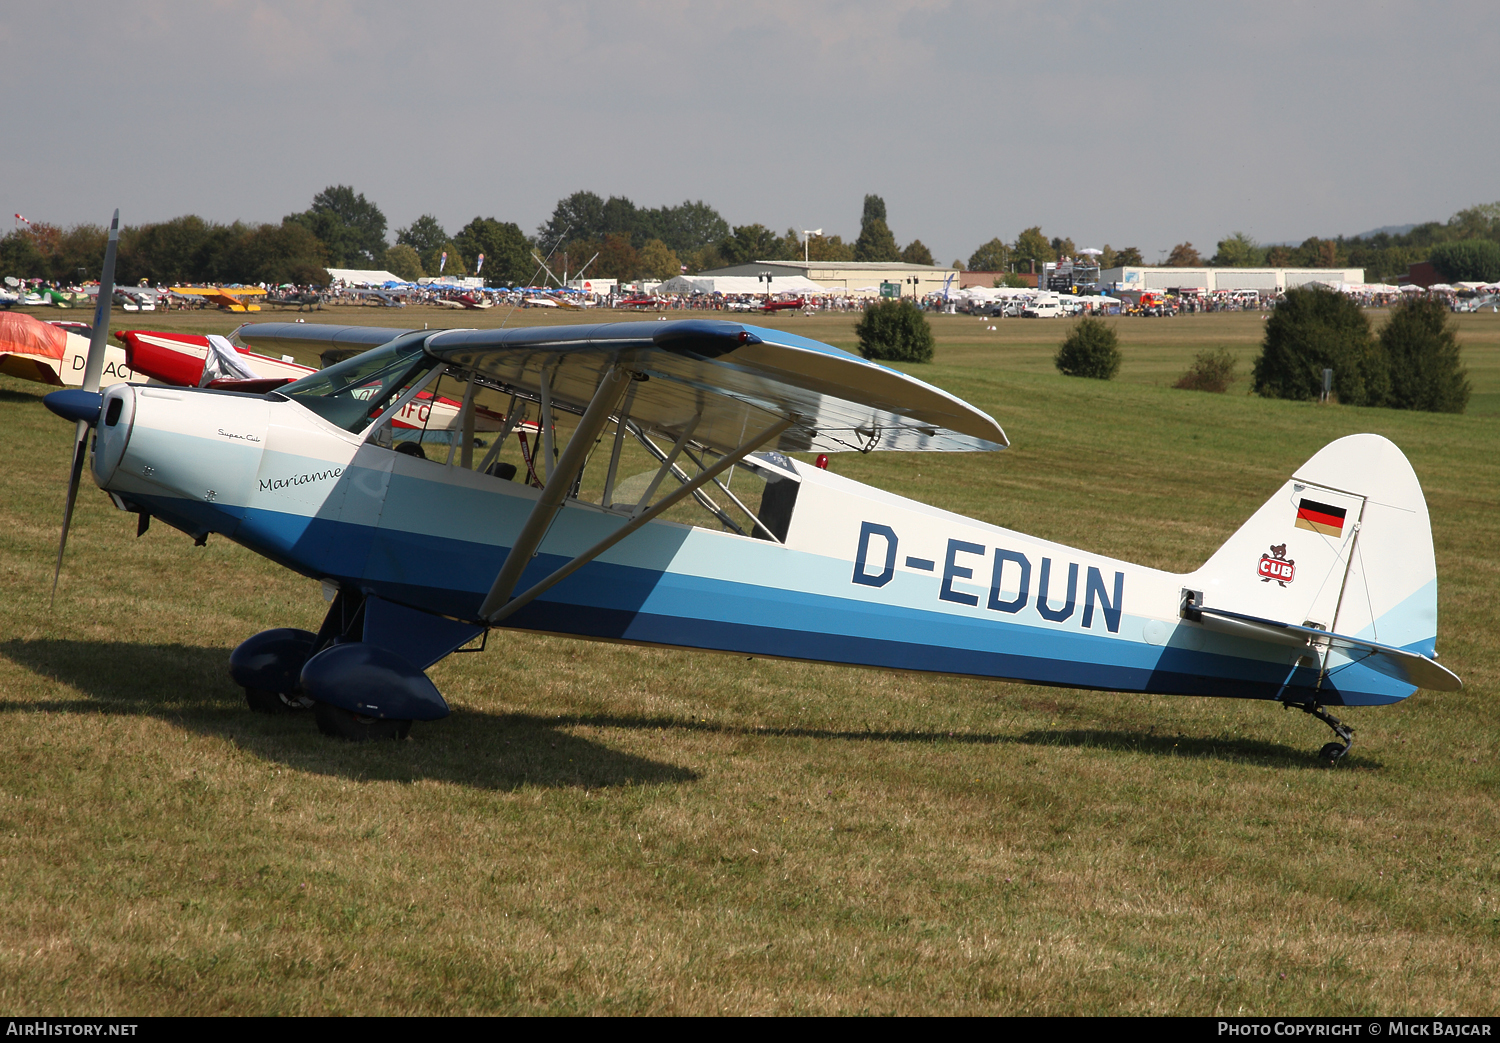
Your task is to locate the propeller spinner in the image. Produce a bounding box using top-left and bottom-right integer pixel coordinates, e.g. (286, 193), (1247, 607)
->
(46, 209), (119, 604)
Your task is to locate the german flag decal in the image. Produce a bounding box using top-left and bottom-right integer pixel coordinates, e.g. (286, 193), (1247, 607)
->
(1295, 498), (1347, 537)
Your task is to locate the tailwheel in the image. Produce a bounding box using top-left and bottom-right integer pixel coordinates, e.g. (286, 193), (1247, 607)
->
(1291, 700), (1353, 764)
(244, 688), (308, 715)
(313, 701), (412, 742)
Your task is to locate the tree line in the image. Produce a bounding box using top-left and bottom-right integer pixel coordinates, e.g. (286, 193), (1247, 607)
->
(1150, 202), (1500, 283)
(4, 187), (1498, 286)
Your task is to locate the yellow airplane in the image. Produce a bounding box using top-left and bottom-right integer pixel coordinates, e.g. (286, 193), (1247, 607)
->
(169, 286), (266, 312)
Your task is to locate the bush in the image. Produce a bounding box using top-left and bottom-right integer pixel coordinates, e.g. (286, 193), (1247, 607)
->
(1054, 318), (1121, 379)
(1252, 287), (1388, 405)
(855, 299), (935, 363)
(1379, 297), (1470, 413)
(1428, 239), (1500, 284)
(1174, 348), (1238, 392)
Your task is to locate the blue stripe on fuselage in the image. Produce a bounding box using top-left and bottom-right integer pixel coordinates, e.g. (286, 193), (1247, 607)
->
(123, 491), (1411, 707)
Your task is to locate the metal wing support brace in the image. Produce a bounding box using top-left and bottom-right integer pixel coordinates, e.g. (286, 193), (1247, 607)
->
(478, 364), (631, 619)
(482, 414), (795, 625)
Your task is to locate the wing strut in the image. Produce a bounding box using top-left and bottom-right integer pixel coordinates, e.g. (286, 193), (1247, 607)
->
(478, 365), (631, 619)
(484, 415), (794, 625)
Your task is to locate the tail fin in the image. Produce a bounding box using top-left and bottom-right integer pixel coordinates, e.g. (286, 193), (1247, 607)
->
(1188, 433), (1438, 659)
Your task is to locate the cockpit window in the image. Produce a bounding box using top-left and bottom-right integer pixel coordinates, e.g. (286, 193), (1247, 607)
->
(277, 335), (435, 433)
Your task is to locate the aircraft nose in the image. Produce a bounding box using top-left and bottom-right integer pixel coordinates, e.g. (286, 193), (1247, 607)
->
(44, 389), (103, 426)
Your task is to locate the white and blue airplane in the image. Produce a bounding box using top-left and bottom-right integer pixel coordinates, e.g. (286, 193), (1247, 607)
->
(43, 216), (1460, 757)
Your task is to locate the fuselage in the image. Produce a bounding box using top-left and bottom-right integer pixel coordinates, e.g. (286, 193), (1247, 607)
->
(87, 381), (1415, 707)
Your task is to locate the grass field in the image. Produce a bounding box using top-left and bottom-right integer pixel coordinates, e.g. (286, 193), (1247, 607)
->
(0, 305), (1495, 1015)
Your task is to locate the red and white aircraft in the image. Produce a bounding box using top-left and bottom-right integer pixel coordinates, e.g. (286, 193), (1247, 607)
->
(0, 312), (145, 386)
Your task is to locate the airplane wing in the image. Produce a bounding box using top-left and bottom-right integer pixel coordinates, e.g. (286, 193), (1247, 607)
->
(1193, 604), (1462, 692)
(0, 311), (70, 385)
(234, 319), (1008, 454)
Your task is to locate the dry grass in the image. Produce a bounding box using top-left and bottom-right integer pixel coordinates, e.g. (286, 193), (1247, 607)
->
(0, 306), (1495, 1014)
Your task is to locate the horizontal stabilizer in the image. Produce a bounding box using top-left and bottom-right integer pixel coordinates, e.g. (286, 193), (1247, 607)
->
(1194, 604), (1462, 692)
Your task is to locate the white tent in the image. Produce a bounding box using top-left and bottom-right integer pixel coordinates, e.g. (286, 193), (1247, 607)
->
(654, 275), (825, 295)
(327, 268), (405, 287)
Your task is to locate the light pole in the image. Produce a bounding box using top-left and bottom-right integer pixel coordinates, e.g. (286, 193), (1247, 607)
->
(802, 229), (822, 265)
(759, 271), (774, 299)
(906, 275), (921, 299)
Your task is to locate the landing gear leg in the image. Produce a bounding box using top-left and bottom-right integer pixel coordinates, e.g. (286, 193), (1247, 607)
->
(1287, 700), (1353, 763)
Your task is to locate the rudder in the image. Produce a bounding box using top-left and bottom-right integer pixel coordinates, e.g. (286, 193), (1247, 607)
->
(1188, 433), (1437, 658)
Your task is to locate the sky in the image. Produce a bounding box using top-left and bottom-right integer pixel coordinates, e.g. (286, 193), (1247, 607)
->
(4, 0), (1497, 266)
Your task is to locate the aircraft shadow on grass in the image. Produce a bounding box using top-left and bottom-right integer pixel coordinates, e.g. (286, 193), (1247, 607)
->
(0, 640), (1360, 782)
(0, 387), (45, 404)
(489, 710), (1356, 770)
(0, 639), (698, 791)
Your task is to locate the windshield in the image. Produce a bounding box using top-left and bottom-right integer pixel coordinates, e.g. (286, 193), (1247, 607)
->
(277, 334), (435, 432)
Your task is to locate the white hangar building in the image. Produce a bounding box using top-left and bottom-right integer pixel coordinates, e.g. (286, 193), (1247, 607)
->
(1101, 266), (1365, 292)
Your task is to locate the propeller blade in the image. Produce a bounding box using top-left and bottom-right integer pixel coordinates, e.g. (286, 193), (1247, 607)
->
(50, 436), (90, 606)
(50, 210), (119, 605)
(82, 210), (120, 394)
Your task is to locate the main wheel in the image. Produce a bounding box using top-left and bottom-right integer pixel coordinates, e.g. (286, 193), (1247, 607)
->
(245, 687), (305, 715)
(313, 702), (412, 742)
(1319, 741), (1347, 764)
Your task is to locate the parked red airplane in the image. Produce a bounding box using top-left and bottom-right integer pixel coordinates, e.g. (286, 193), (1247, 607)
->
(761, 297), (806, 313)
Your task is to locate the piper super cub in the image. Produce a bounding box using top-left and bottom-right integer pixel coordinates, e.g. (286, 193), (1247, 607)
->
(43, 215), (1460, 757)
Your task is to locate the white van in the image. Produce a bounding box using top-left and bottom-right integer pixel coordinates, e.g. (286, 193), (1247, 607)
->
(1021, 296), (1062, 318)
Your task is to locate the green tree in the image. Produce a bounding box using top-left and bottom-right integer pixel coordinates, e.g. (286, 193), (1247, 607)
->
(396, 215), (448, 273)
(1292, 237), (1340, 268)
(995, 272), (1029, 288)
(901, 239), (935, 266)
(452, 216), (531, 285)
(0, 228), (48, 279)
(600, 196), (641, 245)
(383, 244), (423, 281)
(682, 243), (724, 274)
(718, 224), (791, 266)
(1112, 246), (1144, 267)
(1378, 297), (1470, 412)
(805, 233), (854, 262)
(1428, 239), (1500, 283)
(967, 238), (1009, 271)
(1011, 227), (1053, 268)
(1212, 232), (1264, 267)
(49, 224), (108, 282)
(586, 234), (641, 281)
(536, 191), (606, 253)
(1444, 202), (1500, 241)
(636, 200), (729, 255)
(639, 238), (681, 280)
(222, 222), (330, 285)
(1050, 236), (1076, 258)
(1164, 242), (1202, 267)
(119, 215), (216, 284)
(855, 299), (934, 363)
(853, 218), (900, 262)
(1252, 287), (1388, 406)
(854, 194), (901, 262)
(1054, 318), (1122, 379)
(285, 185), (387, 268)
